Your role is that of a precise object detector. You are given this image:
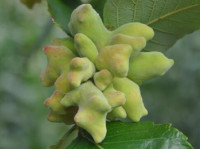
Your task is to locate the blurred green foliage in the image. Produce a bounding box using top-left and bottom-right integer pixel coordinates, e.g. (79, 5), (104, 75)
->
(0, 0), (199, 149)
(0, 1), (70, 149)
(21, 0), (41, 8)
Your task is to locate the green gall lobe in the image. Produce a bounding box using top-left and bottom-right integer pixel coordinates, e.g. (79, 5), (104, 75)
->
(41, 46), (75, 87)
(103, 84), (126, 108)
(113, 77), (148, 122)
(94, 69), (113, 91)
(68, 57), (95, 88)
(74, 33), (98, 62)
(47, 107), (78, 125)
(61, 81), (111, 143)
(54, 72), (71, 93)
(107, 107), (127, 120)
(69, 4), (111, 50)
(44, 90), (66, 114)
(45, 90), (78, 124)
(113, 22), (154, 41)
(128, 52), (174, 84)
(52, 37), (78, 55)
(109, 34), (146, 58)
(95, 44), (132, 77)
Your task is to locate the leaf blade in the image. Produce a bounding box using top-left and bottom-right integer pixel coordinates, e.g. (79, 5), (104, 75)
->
(47, 0), (107, 34)
(103, 0), (200, 52)
(67, 122), (193, 149)
(47, 0), (81, 34)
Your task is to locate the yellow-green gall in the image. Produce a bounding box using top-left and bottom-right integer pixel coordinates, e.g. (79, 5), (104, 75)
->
(74, 33), (98, 62)
(47, 107), (78, 125)
(103, 84), (127, 119)
(94, 69), (113, 91)
(61, 81), (111, 143)
(44, 90), (66, 114)
(41, 46), (75, 87)
(52, 37), (77, 55)
(54, 72), (71, 93)
(128, 52), (174, 84)
(69, 4), (111, 49)
(103, 84), (126, 108)
(95, 44), (132, 77)
(113, 77), (148, 122)
(113, 22), (154, 41)
(68, 57), (95, 88)
(42, 4), (174, 144)
(109, 34), (146, 57)
(107, 107), (127, 120)
(45, 91), (78, 124)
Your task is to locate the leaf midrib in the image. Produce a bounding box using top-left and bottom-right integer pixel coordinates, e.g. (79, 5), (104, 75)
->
(147, 3), (200, 25)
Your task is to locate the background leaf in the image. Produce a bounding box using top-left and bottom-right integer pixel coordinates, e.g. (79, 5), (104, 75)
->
(103, 0), (200, 52)
(47, 0), (107, 34)
(67, 122), (193, 149)
(90, 0), (107, 17)
(47, 0), (81, 34)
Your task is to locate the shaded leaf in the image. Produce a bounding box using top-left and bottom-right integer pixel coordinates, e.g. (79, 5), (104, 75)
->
(67, 121), (193, 149)
(47, 0), (81, 34)
(103, 0), (200, 52)
(47, 0), (106, 34)
(90, 0), (107, 17)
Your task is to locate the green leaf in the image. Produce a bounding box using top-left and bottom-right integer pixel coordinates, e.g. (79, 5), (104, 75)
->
(103, 0), (200, 52)
(47, 0), (107, 34)
(47, 0), (81, 34)
(66, 122), (193, 149)
(90, 0), (107, 17)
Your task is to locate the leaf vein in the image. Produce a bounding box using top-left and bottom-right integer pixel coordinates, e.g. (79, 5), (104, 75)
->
(147, 3), (200, 25)
(133, 0), (138, 22)
(153, 27), (179, 36)
(150, 39), (172, 46)
(160, 0), (169, 16)
(111, 0), (120, 27)
(148, 0), (157, 22)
